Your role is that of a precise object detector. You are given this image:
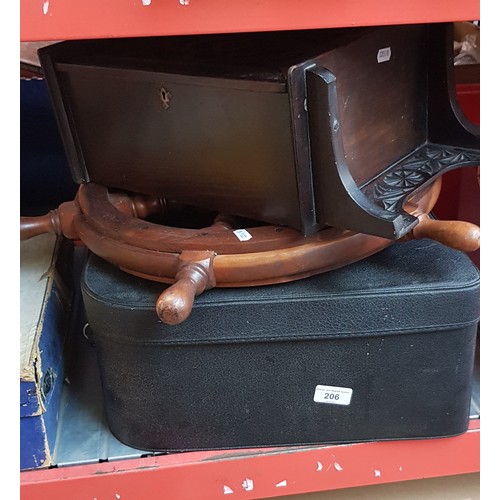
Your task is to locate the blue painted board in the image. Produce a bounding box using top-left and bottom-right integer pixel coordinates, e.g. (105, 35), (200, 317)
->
(20, 235), (74, 470)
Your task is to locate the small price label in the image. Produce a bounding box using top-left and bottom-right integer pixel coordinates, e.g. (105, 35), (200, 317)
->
(233, 229), (252, 241)
(313, 385), (353, 406)
(377, 47), (392, 63)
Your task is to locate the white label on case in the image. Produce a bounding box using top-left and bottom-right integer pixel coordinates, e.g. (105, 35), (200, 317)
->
(377, 47), (392, 63)
(233, 229), (252, 241)
(313, 385), (353, 405)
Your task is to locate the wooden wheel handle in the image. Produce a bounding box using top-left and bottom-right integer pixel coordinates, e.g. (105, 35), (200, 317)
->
(156, 251), (216, 325)
(20, 203), (80, 240)
(406, 214), (480, 252)
(20, 210), (61, 240)
(20, 193), (166, 241)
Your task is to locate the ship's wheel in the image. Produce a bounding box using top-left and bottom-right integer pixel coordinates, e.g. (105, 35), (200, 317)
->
(20, 177), (479, 325)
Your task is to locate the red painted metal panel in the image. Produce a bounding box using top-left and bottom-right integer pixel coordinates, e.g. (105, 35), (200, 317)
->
(456, 83), (480, 125)
(432, 82), (480, 266)
(20, 0), (479, 42)
(21, 423), (479, 500)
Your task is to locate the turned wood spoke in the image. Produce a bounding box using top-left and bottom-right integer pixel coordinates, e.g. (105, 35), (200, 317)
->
(407, 215), (480, 252)
(156, 251), (216, 325)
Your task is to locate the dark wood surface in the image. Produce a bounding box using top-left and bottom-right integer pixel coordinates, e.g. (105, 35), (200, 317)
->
(38, 25), (478, 237)
(317, 24), (428, 187)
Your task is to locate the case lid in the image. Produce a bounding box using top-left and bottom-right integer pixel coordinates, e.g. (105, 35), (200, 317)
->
(82, 239), (480, 345)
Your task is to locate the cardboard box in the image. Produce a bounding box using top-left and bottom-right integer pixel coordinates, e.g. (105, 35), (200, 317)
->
(20, 234), (73, 470)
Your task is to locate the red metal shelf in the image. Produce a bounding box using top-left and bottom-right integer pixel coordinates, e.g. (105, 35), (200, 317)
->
(20, 0), (479, 42)
(20, 2), (480, 498)
(20, 420), (479, 500)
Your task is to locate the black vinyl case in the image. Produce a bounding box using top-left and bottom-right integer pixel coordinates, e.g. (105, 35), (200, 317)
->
(81, 240), (480, 452)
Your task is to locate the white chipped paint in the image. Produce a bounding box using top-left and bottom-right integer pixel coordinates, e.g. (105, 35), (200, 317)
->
(42, 1), (49, 15)
(180, 0), (190, 5)
(223, 485), (234, 494)
(374, 469), (381, 477)
(115, 494), (121, 499)
(276, 480), (287, 488)
(242, 479), (254, 491)
(333, 462), (343, 471)
(316, 461), (323, 471)
(399, 466), (404, 471)
(142, 0), (152, 5)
